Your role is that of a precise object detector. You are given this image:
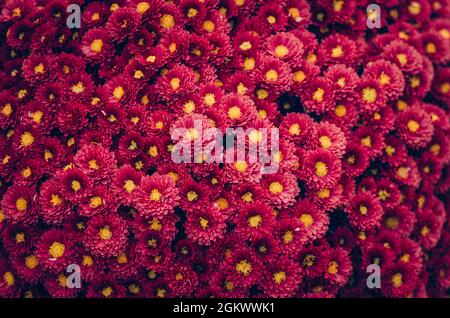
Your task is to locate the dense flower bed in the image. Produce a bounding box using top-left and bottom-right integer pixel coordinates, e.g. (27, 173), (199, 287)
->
(0, 0), (449, 298)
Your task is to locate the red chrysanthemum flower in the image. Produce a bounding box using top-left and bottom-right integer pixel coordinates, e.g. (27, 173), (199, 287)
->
(396, 106), (435, 149)
(318, 34), (358, 67)
(300, 149), (342, 189)
(261, 256), (302, 297)
(1, 185), (37, 225)
(324, 247), (352, 287)
(261, 172), (299, 209)
(223, 248), (263, 288)
(36, 229), (77, 273)
(346, 192), (384, 231)
(134, 173), (180, 218)
(83, 214), (129, 257)
(301, 76), (335, 114)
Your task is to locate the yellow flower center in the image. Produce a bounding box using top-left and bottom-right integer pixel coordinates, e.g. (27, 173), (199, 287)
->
(274, 45), (289, 58)
(3, 272), (14, 287)
(283, 231), (293, 243)
(265, 69), (278, 82)
(228, 106), (242, 119)
(300, 214), (313, 228)
(396, 53), (408, 66)
(183, 100), (196, 113)
(187, 8), (198, 18)
(319, 136), (332, 149)
(25, 255), (38, 269)
(242, 192), (253, 202)
(50, 194), (62, 206)
(408, 1), (421, 15)
(236, 260), (252, 276)
(136, 2), (150, 14)
(15, 232), (25, 243)
(335, 104), (347, 117)
(267, 15), (276, 24)
(313, 88), (324, 102)
(82, 255), (93, 266)
(248, 215), (262, 228)
(386, 216), (399, 229)
(331, 46), (343, 58)
(1, 103), (13, 117)
(430, 143), (440, 155)
(359, 205), (368, 215)
(426, 42), (436, 54)
(34, 63), (44, 74)
(49, 242), (65, 259)
(89, 196), (103, 208)
(269, 181), (283, 194)
(88, 159), (99, 170)
(328, 261), (339, 274)
(203, 20), (215, 32)
(99, 226), (112, 240)
(293, 70), (305, 83)
(71, 180), (81, 192)
(72, 82), (84, 93)
(407, 120), (420, 132)
(315, 161), (328, 177)
(150, 188), (161, 201)
(117, 252), (128, 264)
(362, 87), (377, 103)
(170, 77), (180, 90)
(379, 73), (391, 85)
(113, 86), (124, 100)
(361, 136), (372, 147)
(397, 167), (410, 179)
(199, 217), (209, 229)
(91, 39), (103, 53)
(101, 286), (113, 298)
(21, 132), (34, 147)
(16, 197), (27, 211)
(273, 271), (286, 284)
(303, 254), (315, 267)
(160, 14), (175, 28)
(392, 273), (403, 288)
(410, 76), (420, 88)
(318, 188), (330, 199)
(187, 191), (198, 202)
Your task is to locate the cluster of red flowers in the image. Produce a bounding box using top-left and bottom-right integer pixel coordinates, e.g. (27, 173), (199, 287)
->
(0, 0), (449, 298)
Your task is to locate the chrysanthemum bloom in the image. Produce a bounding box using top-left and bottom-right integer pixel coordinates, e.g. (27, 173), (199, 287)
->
(352, 126), (385, 160)
(382, 262), (418, 298)
(415, 209), (444, 250)
(396, 106), (435, 149)
(86, 276), (127, 298)
(1, 185), (37, 225)
(342, 143), (370, 178)
(265, 32), (304, 66)
(318, 34), (358, 67)
(12, 252), (42, 284)
(80, 27), (114, 65)
(185, 205), (226, 246)
(165, 262), (199, 297)
(308, 121), (346, 158)
(83, 214), (129, 257)
(297, 245), (329, 278)
(0, 260), (19, 298)
(58, 167), (92, 203)
(155, 64), (196, 101)
(134, 173), (180, 218)
(346, 192), (384, 231)
(381, 205), (415, 236)
(223, 248), (263, 288)
(363, 59), (405, 101)
(106, 7), (141, 42)
(233, 202), (275, 241)
(301, 149), (342, 189)
(290, 199), (329, 241)
(209, 271), (248, 298)
(261, 172), (299, 209)
(355, 78), (387, 114)
(112, 164), (143, 205)
(372, 178), (401, 210)
(279, 112), (315, 146)
(21, 55), (50, 84)
(36, 229), (77, 273)
(74, 143), (117, 183)
(324, 247), (352, 287)
(361, 242), (396, 270)
(178, 179), (212, 213)
(261, 256), (302, 298)
(323, 64), (358, 98)
(258, 58), (294, 94)
(301, 76), (336, 114)
(38, 178), (72, 226)
(382, 40), (424, 74)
